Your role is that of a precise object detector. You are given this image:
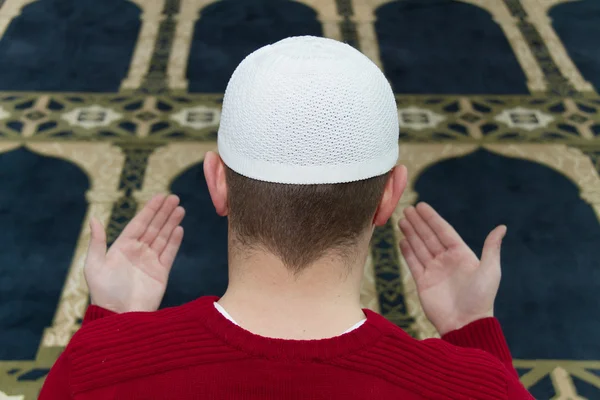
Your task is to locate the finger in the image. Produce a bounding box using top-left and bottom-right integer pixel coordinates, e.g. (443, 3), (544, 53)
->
(405, 206), (446, 256)
(399, 239), (425, 281)
(150, 206), (185, 254)
(159, 226), (184, 268)
(140, 195), (180, 244)
(480, 225), (507, 273)
(398, 217), (433, 266)
(86, 217), (107, 267)
(120, 194), (166, 239)
(415, 202), (464, 248)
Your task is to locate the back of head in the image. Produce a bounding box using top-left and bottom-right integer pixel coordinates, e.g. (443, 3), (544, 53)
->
(218, 36), (398, 273)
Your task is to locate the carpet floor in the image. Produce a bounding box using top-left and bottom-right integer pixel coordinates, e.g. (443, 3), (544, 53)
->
(0, 0), (599, 398)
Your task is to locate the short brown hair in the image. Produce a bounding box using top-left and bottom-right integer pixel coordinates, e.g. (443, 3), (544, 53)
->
(226, 167), (389, 273)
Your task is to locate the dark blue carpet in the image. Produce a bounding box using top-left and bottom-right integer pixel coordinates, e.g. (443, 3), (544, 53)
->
(414, 149), (600, 360)
(376, 0), (528, 94)
(161, 163), (229, 308)
(0, 148), (88, 360)
(0, 0), (140, 92)
(551, 0), (600, 91)
(187, 0), (322, 93)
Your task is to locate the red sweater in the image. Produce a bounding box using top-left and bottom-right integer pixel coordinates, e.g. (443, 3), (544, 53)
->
(40, 296), (532, 399)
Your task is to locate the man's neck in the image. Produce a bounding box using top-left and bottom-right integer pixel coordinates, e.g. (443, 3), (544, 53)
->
(218, 245), (368, 340)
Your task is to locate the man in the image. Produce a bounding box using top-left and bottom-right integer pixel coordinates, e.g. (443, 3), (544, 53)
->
(40, 36), (532, 399)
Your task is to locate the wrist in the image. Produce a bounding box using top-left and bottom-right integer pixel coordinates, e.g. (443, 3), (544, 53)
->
(92, 301), (158, 314)
(436, 310), (494, 336)
(90, 297), (125, 314)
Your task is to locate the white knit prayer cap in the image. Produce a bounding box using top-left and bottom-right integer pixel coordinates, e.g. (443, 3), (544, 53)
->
(217, 36), (399, 184)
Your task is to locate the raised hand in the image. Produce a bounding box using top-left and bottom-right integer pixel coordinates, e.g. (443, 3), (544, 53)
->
(398, 202), (507, 336)
(84, 194), (185, 314)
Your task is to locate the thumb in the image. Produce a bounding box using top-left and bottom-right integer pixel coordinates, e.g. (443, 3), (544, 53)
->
(480, 225), (507, 272)
(85, 217), (107, 268)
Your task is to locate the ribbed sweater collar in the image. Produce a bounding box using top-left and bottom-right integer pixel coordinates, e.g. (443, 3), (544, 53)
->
(195, 296), (388, 361)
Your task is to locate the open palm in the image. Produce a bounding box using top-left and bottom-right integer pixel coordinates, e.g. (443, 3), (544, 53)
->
(84, 194), (185, 314)
(398, 202), (506, 336)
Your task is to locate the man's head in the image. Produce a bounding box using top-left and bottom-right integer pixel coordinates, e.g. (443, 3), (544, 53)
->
(205, 36), (406, 273)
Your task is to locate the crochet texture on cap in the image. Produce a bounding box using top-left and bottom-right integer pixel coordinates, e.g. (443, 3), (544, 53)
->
(217, 36), (399, 184)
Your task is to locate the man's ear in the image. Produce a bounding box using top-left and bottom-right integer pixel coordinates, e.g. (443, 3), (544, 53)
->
(373, 165), (408, 227)
(204, 151), (229, 216)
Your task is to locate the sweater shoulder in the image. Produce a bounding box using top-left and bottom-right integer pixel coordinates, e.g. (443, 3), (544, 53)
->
(334, 318), (509, 399)
(71, 298), (206, 346)
(67, 298), (246, 394)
